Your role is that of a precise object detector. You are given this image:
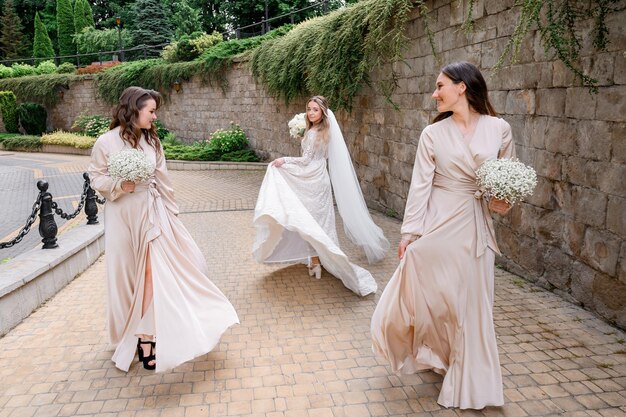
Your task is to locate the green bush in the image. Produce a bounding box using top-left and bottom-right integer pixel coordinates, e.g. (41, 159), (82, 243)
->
(0, 133), (42, 150)
(16, 102), (47, 135)
(36, 61), (57, 75)
(42, 131), (96, 149)
(72, 113), (111, 137)
(220, 149), (259, 162)
(154, 119), (169, 139)
(0, 65), (13, 79)
(0, 91), (19, 133)
(163, 141), (221, 161)
(208, 123), (248, 154)
(56, 62), (77, 74)
(11, 63), (37, 77)
(162, 31), (223, 63)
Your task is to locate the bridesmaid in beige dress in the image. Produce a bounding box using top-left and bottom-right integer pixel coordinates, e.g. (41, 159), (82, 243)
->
(89, 87), (239, 372)
(371, 62), (514, 409)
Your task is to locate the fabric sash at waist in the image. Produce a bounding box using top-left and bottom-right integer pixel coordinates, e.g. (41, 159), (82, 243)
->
(134, 179), (162, 242)
(432, 174), (496, 257)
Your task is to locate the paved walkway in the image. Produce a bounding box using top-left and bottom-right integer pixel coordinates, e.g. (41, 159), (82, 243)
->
(0, 166), (625, 417)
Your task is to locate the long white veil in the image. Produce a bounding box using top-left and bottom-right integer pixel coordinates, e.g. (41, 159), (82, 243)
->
(327, 109), (389, 264)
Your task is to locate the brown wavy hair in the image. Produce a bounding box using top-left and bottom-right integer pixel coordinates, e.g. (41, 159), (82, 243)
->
(305, 95), (330, 145)
(110, 86), (162, 154)
(433, 61), (497, 123)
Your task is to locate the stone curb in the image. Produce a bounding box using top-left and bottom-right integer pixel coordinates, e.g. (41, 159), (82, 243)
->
(0, 223), (104, 336)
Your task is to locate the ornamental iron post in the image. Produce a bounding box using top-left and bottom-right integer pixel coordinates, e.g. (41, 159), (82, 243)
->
(37, 180), (58, 249)
(84, 173), (99, 225)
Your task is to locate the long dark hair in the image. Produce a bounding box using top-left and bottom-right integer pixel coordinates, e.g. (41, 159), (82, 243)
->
(433, 61), (497, 123)
(110, 86), (162, 154)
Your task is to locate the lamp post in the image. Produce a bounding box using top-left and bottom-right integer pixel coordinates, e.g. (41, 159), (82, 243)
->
(115, 16), (124, 62)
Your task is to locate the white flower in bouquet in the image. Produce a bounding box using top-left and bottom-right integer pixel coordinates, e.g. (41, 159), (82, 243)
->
(476, 158), (537, 205)
(288, 113), (306, 138)
(108, 148), (154, 182)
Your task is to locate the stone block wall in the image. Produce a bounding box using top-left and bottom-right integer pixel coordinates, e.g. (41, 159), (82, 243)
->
(43, 1), (625, 328)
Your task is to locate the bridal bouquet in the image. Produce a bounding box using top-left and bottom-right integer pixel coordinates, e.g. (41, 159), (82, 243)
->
(108, 149), (154, 182)
(288, 113), (306, 138)
(476, 158), (537, 204)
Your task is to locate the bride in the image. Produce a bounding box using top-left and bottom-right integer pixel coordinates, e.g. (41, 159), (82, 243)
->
(252, 96), (389, 296)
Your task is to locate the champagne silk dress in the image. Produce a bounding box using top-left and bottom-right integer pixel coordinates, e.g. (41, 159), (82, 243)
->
(89, 127), (239, 373)
(371, 115), (515, 409)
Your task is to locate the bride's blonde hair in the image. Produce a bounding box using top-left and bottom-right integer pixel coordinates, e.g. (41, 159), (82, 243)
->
(305, 96), (330, 145)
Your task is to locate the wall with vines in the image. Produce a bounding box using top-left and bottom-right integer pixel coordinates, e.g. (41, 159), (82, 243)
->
(15, 0), (626, 328)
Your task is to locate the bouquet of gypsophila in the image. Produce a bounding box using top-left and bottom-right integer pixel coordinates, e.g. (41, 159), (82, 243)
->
(107, 148), (154, 182)
(288, 113), (306, 138)
(476, 158), (537, 205)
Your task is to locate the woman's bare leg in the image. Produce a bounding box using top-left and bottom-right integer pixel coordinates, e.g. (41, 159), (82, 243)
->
(143, 248), (153, 316)
(140, 248), (156, 367)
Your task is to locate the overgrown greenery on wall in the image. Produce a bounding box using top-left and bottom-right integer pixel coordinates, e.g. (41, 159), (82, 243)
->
(0, 1), (618, 110)
(0, 74), (80, 107)
(94, 25), (293, 104)
(250, 0), (414, 110)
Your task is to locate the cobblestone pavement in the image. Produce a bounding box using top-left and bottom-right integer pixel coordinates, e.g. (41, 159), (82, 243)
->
(0, 166), (625, 417)
(0, 151), (91, 260)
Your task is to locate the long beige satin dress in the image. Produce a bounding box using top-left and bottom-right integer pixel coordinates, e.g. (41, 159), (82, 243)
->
(371, 115), (515, 409)
(89, 127), (239, 373)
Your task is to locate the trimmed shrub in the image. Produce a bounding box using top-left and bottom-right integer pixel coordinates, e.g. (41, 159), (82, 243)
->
(56, 62), (77, 74)
(162, 31), (223, 63)
(208, 123), (248, 154)
(72, 113), (111, 137)
(33, 11), (55, 59)
(0, 65), (12, 78)
(76, 61), (122, 75)
(0, 91), (18, 133)
(220, 149), (259, 162)
(42, 131), (96, 149)
(0, 133), (41, 150)
(36, 61), (57, 75)
(11, 63), (36, 77)
(16, 102), (47, 135)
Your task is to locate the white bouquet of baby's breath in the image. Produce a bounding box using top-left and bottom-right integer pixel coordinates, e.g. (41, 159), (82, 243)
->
(288, 113), (306, 138)
(476, 158), (537, 204)
(108, 149), (154, 182)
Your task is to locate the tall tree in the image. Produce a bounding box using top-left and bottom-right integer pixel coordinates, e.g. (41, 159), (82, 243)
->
(74, 0), (95, 34)
(0, 0), (29, 59)
(132, 0), (173, 46)
(170, 0), (202, 39)
(33, 10), (55, 59)
(56, 0), (75, 59)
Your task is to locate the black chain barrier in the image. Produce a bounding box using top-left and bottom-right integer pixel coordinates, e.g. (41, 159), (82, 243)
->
(0, 172), (106, 250)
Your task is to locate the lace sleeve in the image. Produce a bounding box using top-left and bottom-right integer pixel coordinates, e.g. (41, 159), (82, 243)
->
(283, 136), (315, 166)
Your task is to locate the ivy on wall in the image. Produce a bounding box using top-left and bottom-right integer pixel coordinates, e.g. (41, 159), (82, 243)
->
(250, 0), (414, 111)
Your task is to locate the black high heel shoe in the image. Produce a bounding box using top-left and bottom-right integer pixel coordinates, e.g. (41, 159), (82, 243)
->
(138, 340), (156, 370)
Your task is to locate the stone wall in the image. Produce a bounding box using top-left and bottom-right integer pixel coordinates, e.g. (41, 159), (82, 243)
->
(43, 1), (625, 328)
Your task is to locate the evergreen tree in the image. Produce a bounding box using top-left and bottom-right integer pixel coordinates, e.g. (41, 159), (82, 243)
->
(74, 0), (95, 34)
(132, 0), (173, 46)
(33, 11), (55, 59)
(171, 0), (202, 39)
(56, 0), (75, 59)
(0, 0), (29, 59)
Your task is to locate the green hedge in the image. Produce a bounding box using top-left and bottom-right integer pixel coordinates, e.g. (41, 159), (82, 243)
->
(0, 133), (42, 150)
(0, 91), (18, 133)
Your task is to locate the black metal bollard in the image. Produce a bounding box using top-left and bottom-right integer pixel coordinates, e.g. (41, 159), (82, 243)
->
(83, 173), (99, 225)
(37, 180), (58, 249)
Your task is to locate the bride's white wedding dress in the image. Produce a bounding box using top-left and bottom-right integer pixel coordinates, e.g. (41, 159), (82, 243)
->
(253, 110), (389, 296)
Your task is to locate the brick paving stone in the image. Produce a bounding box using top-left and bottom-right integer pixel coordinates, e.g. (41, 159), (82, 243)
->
(1, 167), (625, 417)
